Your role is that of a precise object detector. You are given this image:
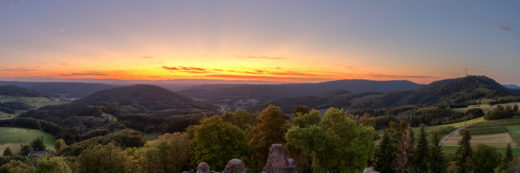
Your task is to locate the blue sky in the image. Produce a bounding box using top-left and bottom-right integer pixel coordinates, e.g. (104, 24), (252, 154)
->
(0, 1), (519, 84)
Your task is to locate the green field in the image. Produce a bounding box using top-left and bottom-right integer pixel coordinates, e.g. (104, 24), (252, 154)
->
(463, 117), (520, 136)
(0, 96), (64, 119)
(0, 127), (56, 153)
(410, 117), (485, 140)
(144, 132), (162, 141)
(442, 146), (520, 159)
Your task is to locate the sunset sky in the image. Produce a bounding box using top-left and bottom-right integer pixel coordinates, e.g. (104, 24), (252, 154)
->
(1, 1), (519, 84)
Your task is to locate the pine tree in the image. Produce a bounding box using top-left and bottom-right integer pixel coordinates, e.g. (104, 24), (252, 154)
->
(501, 143), (513, 171)
(413, 124), (429, 172)
(374, 131), (396, 173)
(430, 132), (447, 173)
(456, 130), (473, 173)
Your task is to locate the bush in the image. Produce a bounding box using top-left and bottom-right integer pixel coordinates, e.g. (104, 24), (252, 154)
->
(486, 105), (515, 120)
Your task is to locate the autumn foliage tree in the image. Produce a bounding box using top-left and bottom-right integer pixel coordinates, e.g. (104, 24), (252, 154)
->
(249, 105), (290, 170)
(393, 124), (414, 173)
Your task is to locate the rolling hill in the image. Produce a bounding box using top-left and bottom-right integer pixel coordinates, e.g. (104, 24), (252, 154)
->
(179, 79), (421, 109)
(0, 81), (115, 99)
(77, 84), (217, 113)
(253, 76), (517, 112)
(0, 85), (61, 118)
(0, 85), (45, 97)
(362, 75), (513, 108)
(252, 90), (381, 113)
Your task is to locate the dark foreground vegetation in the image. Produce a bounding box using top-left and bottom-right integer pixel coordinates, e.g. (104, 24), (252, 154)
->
(1, 104), (519, 173)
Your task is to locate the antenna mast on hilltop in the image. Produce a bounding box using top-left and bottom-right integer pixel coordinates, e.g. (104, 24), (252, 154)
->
(465, 67), (468, 77)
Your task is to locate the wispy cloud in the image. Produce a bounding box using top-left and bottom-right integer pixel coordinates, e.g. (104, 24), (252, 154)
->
(13, 0), (21, 4)
(162, 66), (209, 73)
(143, 56), (154, 59)
(60, 72), (107, 76)
(236, 55), (287, 60)
(205, 74), (329, 82)
(0, 66), (39, 72)
(487, 23), (511, 32)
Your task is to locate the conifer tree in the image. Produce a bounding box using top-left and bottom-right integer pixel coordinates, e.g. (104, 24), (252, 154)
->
(430, 132), (447, 173)
(456, 130), (473, 173)
(501, 143), (513, 171)
(374, 131), (396, 173)
(414, 124), (429, 172)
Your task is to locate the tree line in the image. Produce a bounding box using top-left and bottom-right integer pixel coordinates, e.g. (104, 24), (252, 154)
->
(1, 104), (519, 172)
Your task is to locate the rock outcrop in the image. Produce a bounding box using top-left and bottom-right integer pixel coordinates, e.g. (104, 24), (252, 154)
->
(197, 162), (210, 173)
(222, 159), (246, 173)
(262, 144), (298, 173)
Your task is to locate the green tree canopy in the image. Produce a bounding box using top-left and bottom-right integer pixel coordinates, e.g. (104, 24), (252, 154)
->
(189, 116), (250, 171)
(31, 137), (46, 151)
(293, 109), (321, 128)
(286, 107), (376, 173)
(2, 148), (12, 156)
(35, 156), (72, 173)
(472, 144), (501, 173)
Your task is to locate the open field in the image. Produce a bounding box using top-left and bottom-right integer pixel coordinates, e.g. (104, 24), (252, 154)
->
(442, 146), (520, 159)
(0, 96), (62, 108)
(145, 132), (162, 141)
(410, 117), (485, 141)
(442, 132), (516, 147)
(506, 125), (520, 145)
(442, 117), (520, 147)
(0, 96), (65, 119)
(0, 127), (56, 154)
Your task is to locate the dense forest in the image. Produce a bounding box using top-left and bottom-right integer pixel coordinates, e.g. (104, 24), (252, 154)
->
(1, 105), (518, 172)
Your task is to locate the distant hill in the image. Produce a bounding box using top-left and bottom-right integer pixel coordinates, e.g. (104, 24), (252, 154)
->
(252, 90), (382, 113)
(357, 76), (513, 109)
(78, 84), (217, 113)
(0, 81), (115, 98)
(0, 85), (45, 97)
(253, 76), (517, 112)
(0, 85), (62, 117)
(504, 84), (520, 89)
(20, 84), (217, 141)
(179, 79), (421, 109)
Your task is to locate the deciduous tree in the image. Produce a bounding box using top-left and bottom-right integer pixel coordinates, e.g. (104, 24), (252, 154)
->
(249, 105), (290, 170)
(287, 107), (376, 173)
(190, 116), (250, 171)
(35, 156), (72, 173)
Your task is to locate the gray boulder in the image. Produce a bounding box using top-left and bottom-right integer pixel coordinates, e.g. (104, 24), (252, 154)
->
(222, 159), (246, 173)
(262, 144), (298, 173)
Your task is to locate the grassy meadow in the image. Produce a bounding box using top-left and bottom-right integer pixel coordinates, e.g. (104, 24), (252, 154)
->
(0, 127), (56, 154)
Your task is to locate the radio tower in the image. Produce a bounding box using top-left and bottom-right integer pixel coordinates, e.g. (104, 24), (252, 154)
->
(465, 67), (468, 77)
